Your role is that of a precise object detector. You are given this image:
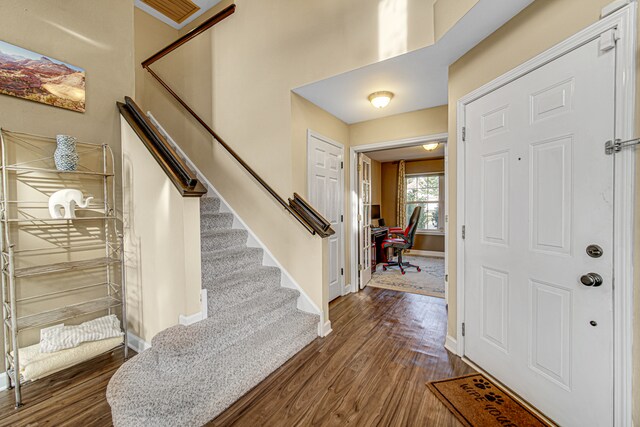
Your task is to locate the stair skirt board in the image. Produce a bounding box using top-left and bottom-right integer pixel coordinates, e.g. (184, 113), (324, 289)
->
(107, 113), (322, 426)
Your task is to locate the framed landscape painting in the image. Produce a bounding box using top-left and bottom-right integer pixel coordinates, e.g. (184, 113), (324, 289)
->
(0, 40), (85, 112)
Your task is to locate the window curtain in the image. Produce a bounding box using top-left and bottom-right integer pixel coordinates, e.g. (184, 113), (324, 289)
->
(396, 160), (406, 227)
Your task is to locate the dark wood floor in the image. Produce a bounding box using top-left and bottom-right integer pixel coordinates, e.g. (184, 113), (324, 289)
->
(0, 347), (134, 427)
(0, 287), (472, 426)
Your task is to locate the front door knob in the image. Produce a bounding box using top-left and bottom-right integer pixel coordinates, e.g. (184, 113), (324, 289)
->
(580, 273), (603, 287)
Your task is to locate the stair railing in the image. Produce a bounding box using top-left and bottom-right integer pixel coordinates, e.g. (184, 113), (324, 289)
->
(139, 4), (333, 237)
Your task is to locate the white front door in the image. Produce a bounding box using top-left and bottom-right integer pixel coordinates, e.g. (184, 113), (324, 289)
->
(464, 36), (615, 426)
(308, 132), (343, 302)
(358, 153), (372, 289)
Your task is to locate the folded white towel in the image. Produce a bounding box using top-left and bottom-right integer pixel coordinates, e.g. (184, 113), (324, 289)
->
(40, 314), (123, 353)
(15, 336), (123, 381)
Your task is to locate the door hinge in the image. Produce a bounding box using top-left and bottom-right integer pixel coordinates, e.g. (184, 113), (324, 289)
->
(341, 268), (344, 275)
(341, 161), (344, 169)
(358, 214), (362, 222)
(358, 264), (363, 271)
(605, 137), (640, 155)
(445, 274), (448, 282)
(357, 164), (362, 172)
(340, 214), (343, 222)
(599, 28), (619, 52)
(462, 126), (466, 142)
(461, 225), (466, 239)
(462, 322), (466, 337)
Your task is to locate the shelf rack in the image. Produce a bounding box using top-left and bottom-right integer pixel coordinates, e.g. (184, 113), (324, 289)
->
(0, 128), (128, 407)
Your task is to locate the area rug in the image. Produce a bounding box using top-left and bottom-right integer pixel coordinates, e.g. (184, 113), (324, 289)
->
(368, 255), (445, 298)
(427, 374), (554, 427)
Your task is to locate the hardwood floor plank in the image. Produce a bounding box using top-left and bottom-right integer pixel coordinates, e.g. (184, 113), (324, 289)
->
(0, 287), (471, 426)
(211, 287), (473, 426)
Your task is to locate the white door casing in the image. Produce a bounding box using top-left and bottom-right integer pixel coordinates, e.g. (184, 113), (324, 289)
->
(463, 32), (618, 427)
(308, 131), (344, 302)
(358, 153), (372, 288)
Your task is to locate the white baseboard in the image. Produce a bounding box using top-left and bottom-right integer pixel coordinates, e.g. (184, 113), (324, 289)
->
(407, 249), (445, 258)
(0, 372), (7, 392)
(318, 320), (332, 337)
(201, 288), (208, 319)
(127, 331), (151, 353)
(179, 289), (207, 326)
(444, 335), (458, 355)
(179, 311), (204, 326)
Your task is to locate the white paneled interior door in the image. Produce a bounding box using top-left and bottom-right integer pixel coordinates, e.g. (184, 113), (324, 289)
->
(464, 36), (615, 426)
(308, 132), (343, 302)
(358, 153), (372, 289)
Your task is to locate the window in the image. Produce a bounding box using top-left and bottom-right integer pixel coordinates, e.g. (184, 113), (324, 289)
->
(406, 174), (444, 232)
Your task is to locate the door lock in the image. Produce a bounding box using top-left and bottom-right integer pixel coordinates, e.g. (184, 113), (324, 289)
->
(586, 244), (603, 258)
(580, 273), (603, 287)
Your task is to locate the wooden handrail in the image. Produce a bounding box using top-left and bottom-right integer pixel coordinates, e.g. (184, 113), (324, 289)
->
(142, 4), (237, 68)
(141, 4), (334, 237)
(118, 99), (207, 198)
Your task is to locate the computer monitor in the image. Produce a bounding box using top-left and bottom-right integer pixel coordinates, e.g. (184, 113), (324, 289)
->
(371, 204), (381, 219)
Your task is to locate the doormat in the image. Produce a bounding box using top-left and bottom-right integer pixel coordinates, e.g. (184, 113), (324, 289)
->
(427, 374), (554, 427)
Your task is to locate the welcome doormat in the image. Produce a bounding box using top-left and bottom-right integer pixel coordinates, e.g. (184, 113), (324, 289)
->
(427, 374), (554, 427)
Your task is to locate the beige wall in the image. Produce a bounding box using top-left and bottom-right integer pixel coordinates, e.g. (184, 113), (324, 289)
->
(291, 93), (350, 300)
(121, 119), (202, 343)
(349, 105), (448, 147)
(447, 0), (639, 422)
(380, 158), (445, 252)
(132, 0), (444, 322)
(433, 0), (480, 41)
(0, 1), (134, 371)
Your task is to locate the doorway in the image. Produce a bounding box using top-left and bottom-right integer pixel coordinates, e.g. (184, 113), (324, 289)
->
(350, 133), (449, 300)
(307, 130), (345, 302)
(456, 7), (636, 426)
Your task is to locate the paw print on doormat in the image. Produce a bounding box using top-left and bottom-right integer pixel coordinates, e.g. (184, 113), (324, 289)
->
(484, 392), (505, 405)
(473, 378), (492, 390)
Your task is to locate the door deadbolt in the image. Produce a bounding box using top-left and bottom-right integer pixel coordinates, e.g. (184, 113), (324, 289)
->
(580, 273), (603, 287)
(586, 244), (603, 258)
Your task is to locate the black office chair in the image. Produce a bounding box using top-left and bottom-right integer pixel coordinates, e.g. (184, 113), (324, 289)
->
(381, 206), (422, 275)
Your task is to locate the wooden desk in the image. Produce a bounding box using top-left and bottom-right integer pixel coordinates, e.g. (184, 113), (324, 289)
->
(371, 227), (389, 270)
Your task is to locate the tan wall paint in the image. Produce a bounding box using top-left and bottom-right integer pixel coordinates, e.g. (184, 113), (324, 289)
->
(134, 8), (186, 146)
(0, 1), (134, 371)
(447, 0), (639, 422)
(131, 0), (441, 320)
(433, 0), (480, 41)
(349, 105), (448, 147)
(121, 119), (202, 343)
(380, 158), (445, 252)
(291, 94), (350, 300)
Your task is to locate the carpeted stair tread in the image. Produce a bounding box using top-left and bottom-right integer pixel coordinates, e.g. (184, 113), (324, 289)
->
(200, 197), (221, 214)
(202, 264), (280, 291)
(201, 246), (263, 277)
(107, 192), (321, 427)
(204, 266), (281, 312)
(200, 228), (248, 251)
(200, 212), (234, 230)
(151, 288), (301, 364)
(107, 310), (318, 426)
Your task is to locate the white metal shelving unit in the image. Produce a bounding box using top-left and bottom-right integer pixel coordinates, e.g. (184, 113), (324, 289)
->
(0, 128), (127, 407)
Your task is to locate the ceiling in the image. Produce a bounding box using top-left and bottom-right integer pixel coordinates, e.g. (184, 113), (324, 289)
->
(293, 0), (534, 124)
(135, 0), (222, 29)
(365, 143), (445, 163)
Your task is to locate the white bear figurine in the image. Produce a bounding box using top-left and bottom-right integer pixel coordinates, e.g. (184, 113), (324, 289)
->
(48, 189), (94, 219)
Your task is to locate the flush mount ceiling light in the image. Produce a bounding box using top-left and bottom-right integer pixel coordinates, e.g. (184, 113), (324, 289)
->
(422, 143), (439, 151)
(368, 91), (394, 109)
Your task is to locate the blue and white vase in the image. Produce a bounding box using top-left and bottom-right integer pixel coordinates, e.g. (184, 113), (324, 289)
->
(54, 135), (79, 171)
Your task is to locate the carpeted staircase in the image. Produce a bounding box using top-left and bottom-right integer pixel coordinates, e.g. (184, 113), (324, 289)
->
(106, 196), (319, 427)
